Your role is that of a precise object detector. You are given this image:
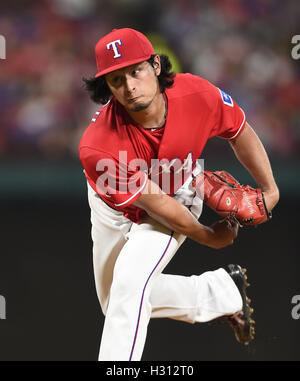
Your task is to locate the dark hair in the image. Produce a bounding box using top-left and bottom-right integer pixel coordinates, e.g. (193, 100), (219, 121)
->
(82, 54), (175, 105)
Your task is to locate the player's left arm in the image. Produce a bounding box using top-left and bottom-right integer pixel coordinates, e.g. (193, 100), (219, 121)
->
(229, 122), (279, 212)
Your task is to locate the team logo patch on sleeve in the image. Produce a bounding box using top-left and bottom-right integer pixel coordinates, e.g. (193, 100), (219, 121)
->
(218, 88), (233, 107)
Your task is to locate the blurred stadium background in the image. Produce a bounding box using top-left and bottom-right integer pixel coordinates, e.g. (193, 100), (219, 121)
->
(0, 0), (299, 361)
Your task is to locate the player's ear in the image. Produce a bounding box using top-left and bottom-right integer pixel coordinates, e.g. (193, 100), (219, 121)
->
(153, 55), (161, 76)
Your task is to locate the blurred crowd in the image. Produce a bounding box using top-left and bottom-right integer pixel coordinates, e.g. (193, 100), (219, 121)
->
(0, 0), (299, 160)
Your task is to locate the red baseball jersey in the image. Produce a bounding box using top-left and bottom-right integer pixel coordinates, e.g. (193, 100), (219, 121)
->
(79, 73), (246, 223)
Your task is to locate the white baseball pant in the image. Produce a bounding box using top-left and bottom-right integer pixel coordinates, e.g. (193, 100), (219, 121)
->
(86, 169), (242, 361)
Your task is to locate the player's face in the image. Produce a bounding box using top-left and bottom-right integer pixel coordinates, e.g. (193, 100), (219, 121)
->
(105, 57), (161, 112)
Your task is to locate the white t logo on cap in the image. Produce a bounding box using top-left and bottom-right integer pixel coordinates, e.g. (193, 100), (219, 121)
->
(107, 40), (123, 58)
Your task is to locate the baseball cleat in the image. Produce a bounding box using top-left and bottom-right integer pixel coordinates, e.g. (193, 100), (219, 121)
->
(223, 264), (255, 345)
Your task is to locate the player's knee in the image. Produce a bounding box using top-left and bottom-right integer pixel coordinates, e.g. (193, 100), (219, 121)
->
(110, 272), (144, 300)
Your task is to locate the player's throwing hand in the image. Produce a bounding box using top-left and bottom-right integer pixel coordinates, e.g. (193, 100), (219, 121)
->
(207, 218), (239, 249)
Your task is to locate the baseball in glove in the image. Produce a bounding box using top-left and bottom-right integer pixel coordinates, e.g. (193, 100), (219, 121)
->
(193, 170), (272, 226)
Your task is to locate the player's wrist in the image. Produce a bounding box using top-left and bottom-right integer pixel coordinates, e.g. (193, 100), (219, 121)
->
(261, 187), (279, 212)
(194, 224), (216, 248)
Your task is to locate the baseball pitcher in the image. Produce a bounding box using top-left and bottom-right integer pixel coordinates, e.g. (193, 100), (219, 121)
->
(79, 28), (279, 361)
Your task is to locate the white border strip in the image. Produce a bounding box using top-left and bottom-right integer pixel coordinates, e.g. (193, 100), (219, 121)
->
(228, 108), (246, 140)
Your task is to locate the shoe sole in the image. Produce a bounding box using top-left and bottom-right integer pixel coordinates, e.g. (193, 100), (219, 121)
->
(231, 267), (255, 345)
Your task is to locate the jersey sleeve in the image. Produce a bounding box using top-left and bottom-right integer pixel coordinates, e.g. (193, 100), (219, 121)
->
(208, 87), (246, 140)
(79, 147), (148, 208)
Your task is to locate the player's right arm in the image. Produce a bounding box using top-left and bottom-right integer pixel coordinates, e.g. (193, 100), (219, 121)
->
(133, 179), (238, 249)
